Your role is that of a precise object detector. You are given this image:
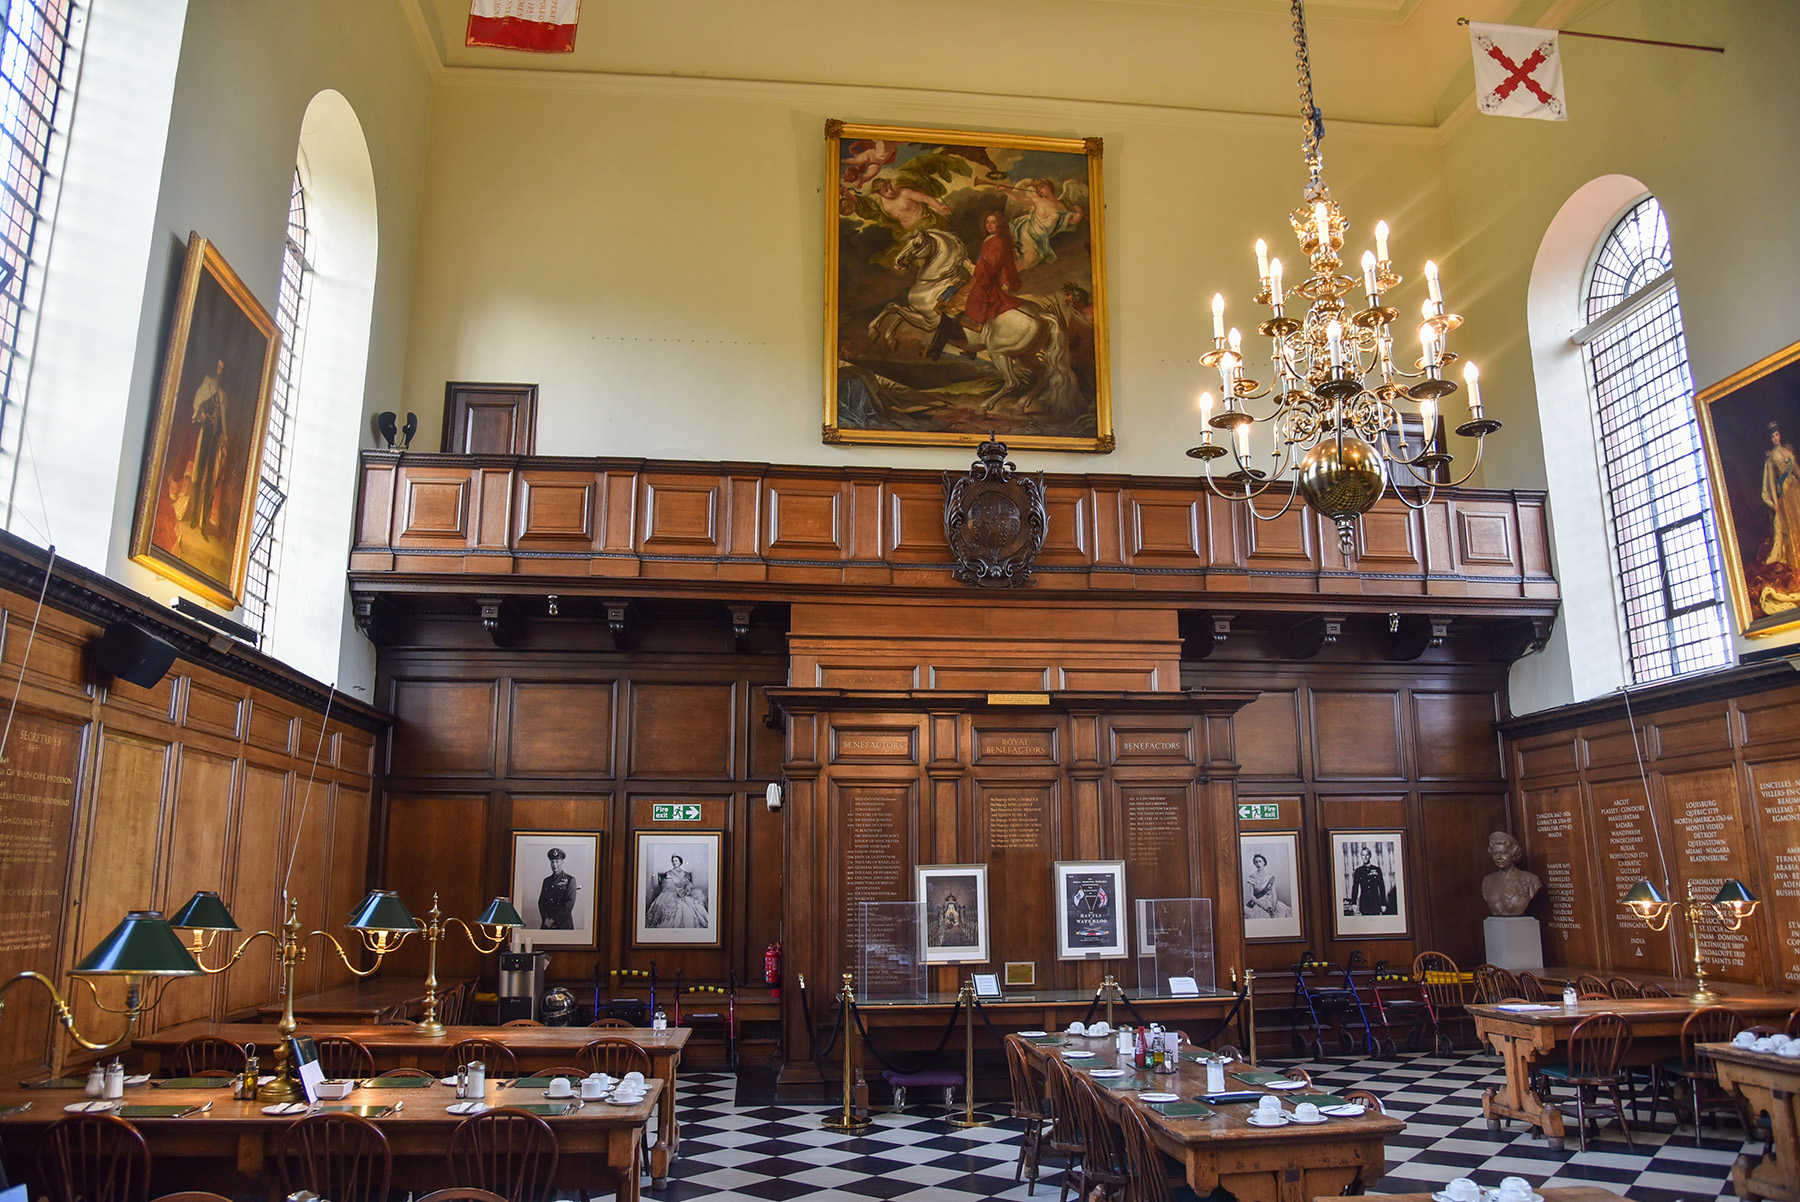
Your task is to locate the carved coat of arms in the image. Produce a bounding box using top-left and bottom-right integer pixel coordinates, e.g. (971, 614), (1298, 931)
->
(942, 437), (1047, 588)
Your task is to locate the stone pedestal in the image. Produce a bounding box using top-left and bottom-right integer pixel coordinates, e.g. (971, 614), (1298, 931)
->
(1484, 916), (1544, 972)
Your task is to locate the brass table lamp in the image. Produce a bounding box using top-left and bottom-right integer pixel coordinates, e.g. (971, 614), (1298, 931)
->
(412, 893), (523, 1037)
(1624, 877), (1760, 1003)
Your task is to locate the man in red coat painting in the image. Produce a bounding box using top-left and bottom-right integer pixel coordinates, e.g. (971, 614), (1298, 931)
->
(962, 209), (1020, 329)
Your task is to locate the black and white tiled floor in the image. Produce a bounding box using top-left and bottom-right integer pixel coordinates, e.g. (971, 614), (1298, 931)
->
(657, 1051), (1757, 1202)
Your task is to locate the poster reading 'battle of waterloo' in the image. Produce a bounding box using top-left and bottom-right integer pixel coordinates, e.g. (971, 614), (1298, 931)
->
(824, 121), (1112, 453)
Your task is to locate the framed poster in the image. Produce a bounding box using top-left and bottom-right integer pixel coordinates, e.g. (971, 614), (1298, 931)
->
(1054, 859), (1127, 960)
(509, 831), (599, 949)
(1239, 832), (1303, 942)
(1330, 830), (1408, 938)
(917, 863), (988, 964)
(1695, 338), (1800, 637)
(824, 119), (1112, 454)
(634, 831), (722, 947)
(130, 233), (280, 608)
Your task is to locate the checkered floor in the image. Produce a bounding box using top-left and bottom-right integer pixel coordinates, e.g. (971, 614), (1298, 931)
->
(654, 1051), (1759, 1202)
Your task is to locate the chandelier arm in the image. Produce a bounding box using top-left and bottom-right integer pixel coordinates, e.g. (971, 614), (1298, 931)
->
(1239, 476), (1302, 522)
(1381, 479), (1439, 512)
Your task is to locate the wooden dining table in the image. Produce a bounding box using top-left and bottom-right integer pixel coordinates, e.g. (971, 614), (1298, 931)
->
(1328, 1190), (1630, 1202)
(1470, 994), (1797, 1150)
(1703, 1041), (1800, 1202)
(252, 977), (471, 1023)
(133, 1020), (690, 1185)
(0, 1077), (658, 1200)
(1018, 1034), (1401, 1202)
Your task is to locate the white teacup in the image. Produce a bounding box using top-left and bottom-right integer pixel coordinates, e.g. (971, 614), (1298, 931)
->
(1735, 1030), (1759, 1048)
(1087, 1022), (1112, 1037)
(545, 1077), (573, 1098)
(615, 1089), (645, 1104)
(1256, 1095), (1281, 1118)
(1293, 1101), (1321, 1122)
(1497, 1176), (1533, 1202)
(1446, 1179), (1481, 1202)
(1755, 1036), (1778, 1053)
(622, 1071), (646, 1086)
(1067, 1021), (1087, 1036)
(580, 1077), (604, 1100)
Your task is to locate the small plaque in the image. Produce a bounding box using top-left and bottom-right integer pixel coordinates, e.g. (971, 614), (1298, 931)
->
(1004, 961), (1036, 986)
(987, 693), (1050, 706)
(651, 803), (703, 822)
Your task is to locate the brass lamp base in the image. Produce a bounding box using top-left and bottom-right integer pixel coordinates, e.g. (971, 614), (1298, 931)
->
(1689, 987), (1719, 1005)
(414, 1019), (447, 1038)
(257, 1072), (305, 1103)
(946, 1110), (998, 1129)
(821, 1112), (872, 1133)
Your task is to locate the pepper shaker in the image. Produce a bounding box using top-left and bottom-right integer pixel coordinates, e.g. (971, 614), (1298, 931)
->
(468, 1060), (486, 1099)
(85, 1064), (105, 1098)
(456, 1065), (469, 1099)
(103, 1059), (124, 1100)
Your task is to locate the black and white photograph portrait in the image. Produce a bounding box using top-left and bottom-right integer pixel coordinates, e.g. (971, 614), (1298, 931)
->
(1054, 860), (1127, 960)
(509, 831), (599, 949)
(1239, 832), (1302, 941)
(1330, 830), (1409, 938)
(634, 831), (722, 947)
(917, 864), (989, 964)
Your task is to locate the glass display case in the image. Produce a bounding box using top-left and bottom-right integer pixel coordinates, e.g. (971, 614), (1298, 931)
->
(1135, 897), (1216, 995)
(857, 900), (927, 1001)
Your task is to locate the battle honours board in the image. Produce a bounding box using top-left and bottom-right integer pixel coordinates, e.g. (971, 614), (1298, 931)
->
(823, 121), (1112, 454)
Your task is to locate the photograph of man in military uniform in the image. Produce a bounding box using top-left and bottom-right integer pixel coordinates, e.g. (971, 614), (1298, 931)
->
(537, 846), (579, 930)
(509, 832), (598, 947)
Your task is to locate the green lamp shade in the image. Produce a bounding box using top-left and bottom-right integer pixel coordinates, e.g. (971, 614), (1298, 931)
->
(347, 889), (418, 932)
(169, 890), (240, 932)
(72, 911), (203, 976)
(1714, 879), (1758, 906)
(478, 897), (524, 928)
(1623, 879), (1669, 908)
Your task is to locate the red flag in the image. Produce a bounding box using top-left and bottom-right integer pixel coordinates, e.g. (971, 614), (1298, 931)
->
(466, 0), (581, 54)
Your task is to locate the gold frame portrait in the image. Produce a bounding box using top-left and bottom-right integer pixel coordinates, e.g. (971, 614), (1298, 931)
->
(130, 233), (280, 609)
(1695, 338), (1800, 639)
(823, 120), (1112, 454)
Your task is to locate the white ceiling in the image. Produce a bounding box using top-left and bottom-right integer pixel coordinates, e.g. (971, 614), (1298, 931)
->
(416, 0), (1540, 128)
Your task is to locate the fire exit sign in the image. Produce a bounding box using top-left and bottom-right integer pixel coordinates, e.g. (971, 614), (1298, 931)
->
(1237, 803), (1279, 821)
(652, 803), (703, 822)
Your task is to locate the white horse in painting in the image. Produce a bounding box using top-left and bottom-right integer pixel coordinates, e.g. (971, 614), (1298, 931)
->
(962, 299), (1079, 416)
(868, 228), (965, 348)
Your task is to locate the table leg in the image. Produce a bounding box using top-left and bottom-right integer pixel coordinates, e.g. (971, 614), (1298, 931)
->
(651, 1054), (680, 1185)
(611, 1124), (643, 1202)
(1480, 1030), (1564, 1149)
(1722, 1078), (1800, 1202)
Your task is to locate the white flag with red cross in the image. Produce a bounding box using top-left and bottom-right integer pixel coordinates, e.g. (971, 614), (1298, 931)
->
(466, 0), (582, 53)
(1469, 22), (1567, 121)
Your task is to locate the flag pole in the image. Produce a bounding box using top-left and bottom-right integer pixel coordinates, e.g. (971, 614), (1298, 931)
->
(1456, 17), (1723, 55)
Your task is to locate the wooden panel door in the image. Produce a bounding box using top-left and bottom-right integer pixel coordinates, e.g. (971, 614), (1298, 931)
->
(443, 382), (538, 455)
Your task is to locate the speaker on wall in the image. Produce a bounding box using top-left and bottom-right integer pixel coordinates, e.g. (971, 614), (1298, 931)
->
(93, 621), (178, 688)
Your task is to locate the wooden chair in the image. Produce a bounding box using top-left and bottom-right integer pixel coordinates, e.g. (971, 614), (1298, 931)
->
(445, 1038), (520, 1079)
(1069, 1073), (1129, 1202)
(1487, 966), (1522, 1002)
(376, 1066), (436, 1078)
(1515, 971), (1547, 1002)
(315, 1035), (376, 1080)
(439, 985), (466, 1026)
(419, 1192), (510, 1202)
(501, 1018), (545, 1028)
(1282, 1066), (1312, 1086)
(1788, 1008), (1800, 1038)
(1607, 976), (1643, 999)
(1535, 1011), (1636, 1152)
(1573, 973), (1609, 996)
(535, 1065), (588, 1080)
(1472, 964), (1501, 1003)
(1210, 1044), (1244, 1061)
(150, 1194), (234, 1201)
(1652, 1005), (1748, 1143)
(447, 1106), (560, 1200)
(1042, 1056), (1087, 1202)
(578, 1037), (652, 1078)
(1638, 981), (1674, 998)
(37, 1112), (152, 1202)
(1003, 1034), (1052, 1193)
(276, 1112), (392, 1202)
(169, 1036), (249, 1077)
(1342, 1087), (1388, 1115)
(1117, 1098), (1183, 1202)
(588, 1017), (635, 1030)
(1413, 950), (1469, 1053)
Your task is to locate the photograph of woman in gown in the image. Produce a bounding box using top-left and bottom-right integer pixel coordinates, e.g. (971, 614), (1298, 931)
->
(634, 834), (721, 946)
(645, 854), (709, 929)
(1238, 834), (1301, 940)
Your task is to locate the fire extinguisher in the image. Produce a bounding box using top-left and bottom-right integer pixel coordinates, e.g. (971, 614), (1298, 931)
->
(764, 940), (782, 999)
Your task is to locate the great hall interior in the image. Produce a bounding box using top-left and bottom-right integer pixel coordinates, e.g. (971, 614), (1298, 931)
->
(2, 2), (1799, 1201)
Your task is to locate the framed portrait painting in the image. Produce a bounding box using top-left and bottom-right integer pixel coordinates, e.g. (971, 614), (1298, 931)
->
(823, 120), (1112, 454)
(1053, 859), (1127, 960)
(634, 831), (722, 947)
(917, 863), (988, 964)
(509, 831), (599, 949)
(1330, 830), (1408, 939)
(1239, 832), (1303, 942)
(130, 233), (280, 608)
(1695, 338), (1800, 637)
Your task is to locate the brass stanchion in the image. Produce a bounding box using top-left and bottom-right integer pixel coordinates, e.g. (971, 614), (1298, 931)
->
(1101, 973), (1119, 1029)
(1245, 966), (1258, 1065)
(822, 972), (871, 1133)
(946, 979), (997, 1129)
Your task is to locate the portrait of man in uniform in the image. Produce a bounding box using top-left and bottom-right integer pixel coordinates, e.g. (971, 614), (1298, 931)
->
(509, 832), (599, 948)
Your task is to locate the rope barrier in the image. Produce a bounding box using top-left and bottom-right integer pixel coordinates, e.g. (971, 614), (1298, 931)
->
(850, 992), (965, 1077)
(796, 975), (844, 1063)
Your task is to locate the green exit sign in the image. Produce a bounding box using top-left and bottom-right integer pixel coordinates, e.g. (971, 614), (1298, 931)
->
(652, 803), (703, 822)
(1237, 803), (1280, 821)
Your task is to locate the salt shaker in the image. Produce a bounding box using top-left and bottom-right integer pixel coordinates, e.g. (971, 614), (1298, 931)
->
(652, 1008), (668, 1032)
(456, 1065), (469, 1099)
(1205, 1055), (1226, 1093)
(1116, 1027), (1132, 1058)
(468, 1060), (486, 1099)
(85, 1064), (105, 1098)
(1561, 983), (1578, 1010)
(103, 1059), (124, 1100)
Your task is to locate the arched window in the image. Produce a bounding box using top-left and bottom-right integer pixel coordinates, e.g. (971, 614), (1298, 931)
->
(1576, 196), (1731, 682)
(242, 167), (311, 636)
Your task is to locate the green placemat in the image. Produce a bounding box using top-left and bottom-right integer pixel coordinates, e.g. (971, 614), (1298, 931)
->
(119, 1104), (204, 1118)
(361, 1077), (437, 1088)
(1149, 1100), (1211, 1118)
(1024, 1036), (1065, 1046)
(154, 1077), (234, 1089)
(1099, 1073), (1157, 1092)
(317, 1104), (395, 1118)
(512, 1102), (576, 1116)
(22, 1077), (83, 1089)
(512, 1076), (571, 1089)
(1294, 1092), (1353, 1107)
(1231, 1070), (1286, 1086)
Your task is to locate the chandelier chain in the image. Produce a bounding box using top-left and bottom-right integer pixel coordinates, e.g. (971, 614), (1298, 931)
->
(1291, 0), (1324, 181)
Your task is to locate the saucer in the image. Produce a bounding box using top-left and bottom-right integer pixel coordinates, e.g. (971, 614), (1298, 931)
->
(446, 1101), (490, 1115)
(65, 1100), (117, 1113)
(1288, 1112), (1328, 1124)
(1137, 1092), (1180, 1103)
(1321, 1104), (1365, 1118)
(544, 1090), (576, 1100)
(261, 1103), (309, 1116)
(1432, 1193), (1485, 1202)
(1061, 1050), (1096, 1059)
(1088, 1068), (1128, 1079)
(1245, 1114), (1289, 1127)
(125, 1074), (151, 1087)
(439, 1076), (460, 1086)
(609, 1093), (646, 1105)
(1019, 1030), (1048, 1037)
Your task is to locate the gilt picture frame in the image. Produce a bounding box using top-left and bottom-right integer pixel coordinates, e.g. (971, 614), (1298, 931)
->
(1695, 338), (1800, 638)
(130, 233), (280, 608)
(824, 120), (1112, 454)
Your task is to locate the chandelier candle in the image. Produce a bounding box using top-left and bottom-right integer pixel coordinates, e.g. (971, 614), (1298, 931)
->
(1187, 0), (1502, 553)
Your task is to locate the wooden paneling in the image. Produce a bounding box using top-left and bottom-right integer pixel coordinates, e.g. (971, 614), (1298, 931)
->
(443, 382), (538, 456)
(158, 748), (238, 1027)
(508, 681), (615, 777)
(1522, 784), (1599, 969)
(629, 682), (734, 778)
(766, 481), (847, 559)
(641, 475), (722, 554)
(388, 679), (497, 777)
(1234, 690), (1302, 778)
(516, 474), (596, 548)
(1413, 692), (1500, 779)
(382, 793), (490, 982)
(224, 765), (288, 1017)
(1310, 691), (1403, 780)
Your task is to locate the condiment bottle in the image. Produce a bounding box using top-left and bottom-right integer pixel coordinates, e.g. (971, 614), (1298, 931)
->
(1205, 1054), (1226, 1093)
(85, 1064), (105, 1098)
(652, 1008), (667, 1031)
(1562, 984), (1578, 1010)
(103, 1059), (124, 1099)
(1133, 1026), (1148, 1069)
(242, 1052), (260, 1101)
(468, 1059), (486, 1099)
(456, 1065), (469, 1099)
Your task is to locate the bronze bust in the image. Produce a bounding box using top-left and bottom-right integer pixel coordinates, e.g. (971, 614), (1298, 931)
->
(1481, 830), (1542, 917)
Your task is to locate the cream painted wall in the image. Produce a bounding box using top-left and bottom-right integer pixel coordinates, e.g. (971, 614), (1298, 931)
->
(400, 75), (1453, 477)
(1436, 0), (1800, 711)
(100, 0), (435, 699)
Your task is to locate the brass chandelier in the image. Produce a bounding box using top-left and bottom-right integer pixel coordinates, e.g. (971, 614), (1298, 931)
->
(1189, 0), (1501, 553)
